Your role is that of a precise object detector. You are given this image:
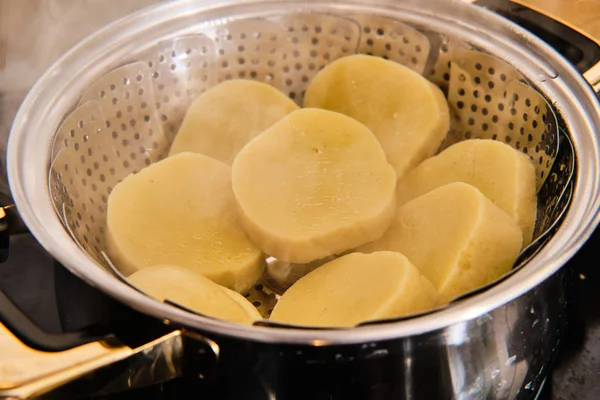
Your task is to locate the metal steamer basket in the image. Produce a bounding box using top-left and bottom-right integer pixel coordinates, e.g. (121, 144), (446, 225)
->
(2, 0), (600, 399)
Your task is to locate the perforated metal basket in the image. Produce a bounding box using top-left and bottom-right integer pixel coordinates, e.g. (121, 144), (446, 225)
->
(9, 0), (600, 342)
(42, 9), (576, 320)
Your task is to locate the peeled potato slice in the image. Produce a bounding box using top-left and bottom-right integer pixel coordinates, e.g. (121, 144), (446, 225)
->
(107, 152), (263, 293)
(396, 139), (537, 245)
(128, 265), (261, 325)
(304, 54), (450, 179)
(359, 182), (523, 303)
(220, 286), (262, 319)
(270, 251), (438, 327)
(169, 79), (299, 164)
(232, 108), (397, 263)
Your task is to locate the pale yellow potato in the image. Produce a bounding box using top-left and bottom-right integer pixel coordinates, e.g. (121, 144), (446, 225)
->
(304, 54), (450, 179)
(359, 182), (523, 303)
(128, 265), (261, 325)
(270, 251), (438, 327)
(232, 108), (397, 263)
(169, 79), (299, 164)
(220, 286), (262, 318)
(106, 152), (263, 293)
(396, 139), (537, 245)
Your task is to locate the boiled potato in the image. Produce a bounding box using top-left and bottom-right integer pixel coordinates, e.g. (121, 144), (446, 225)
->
(128, 265), (261, 325)
(220, 286), (262, 319)
(232, 108), (397, 263)
(396, 139), (537, 245)
(270, 251), (438, 327)
(107, 152), (263, 293)
(304, 54), (450, 179)
(169, 79), (299, 164)
(359, 182), (523, 303)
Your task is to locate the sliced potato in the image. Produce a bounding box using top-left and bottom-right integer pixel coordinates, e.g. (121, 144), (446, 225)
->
(107, 152), (263, 293)
(359, 182), (523, 303)
(232, 108), (397, 263)
(270, 251), (438, 327)
(396, 139), (537, 245)
(169, 79), (298, 164)
(220, 286), (262, 319)
(128, 265), (261, 325)
(304, 54), (450, 179)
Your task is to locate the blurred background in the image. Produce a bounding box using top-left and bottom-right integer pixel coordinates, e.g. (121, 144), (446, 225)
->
(0, 0), (162, 203)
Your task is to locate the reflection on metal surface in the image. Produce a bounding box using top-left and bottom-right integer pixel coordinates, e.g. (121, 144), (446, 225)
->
(0, 322), (130, 398)
(511, 0), (600, 91)
(0, 324), (218, 399)
(248, 270), (567, 399)
(584, 61), (600, 91)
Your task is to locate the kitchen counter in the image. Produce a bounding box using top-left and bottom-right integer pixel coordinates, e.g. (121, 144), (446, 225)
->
(0, 1), (598, 399)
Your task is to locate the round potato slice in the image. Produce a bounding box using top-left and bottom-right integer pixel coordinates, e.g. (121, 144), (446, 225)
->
(396, 139), (537, 245)
(128, 265), (261, 325)
(304, 54), (450, 179)
(270, 251), (438, 327)
(232, 108), (397, 263)
(169, 79), (299, 164)
(106, 152), (263, 293)
(220, 286), (263, 319)
(359, 182), (523, 303)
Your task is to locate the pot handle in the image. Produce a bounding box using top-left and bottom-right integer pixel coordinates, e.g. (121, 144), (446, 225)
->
(0, 209), (219, 399)
(0, 288), (219, 399)
(509, 0), (600, 91)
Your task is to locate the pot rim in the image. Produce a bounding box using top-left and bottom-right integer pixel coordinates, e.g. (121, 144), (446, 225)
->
(7, 0), (600, 345)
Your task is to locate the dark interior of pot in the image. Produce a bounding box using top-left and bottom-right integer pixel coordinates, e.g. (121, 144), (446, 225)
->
(46, 6), (576, 328)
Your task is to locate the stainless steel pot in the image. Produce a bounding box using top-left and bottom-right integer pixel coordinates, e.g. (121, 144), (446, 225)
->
(2, 0), (600, 399)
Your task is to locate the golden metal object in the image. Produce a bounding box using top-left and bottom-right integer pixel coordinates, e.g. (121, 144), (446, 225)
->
(0, 322), (218, 399)
(0, 322), (129, 398)
(511, 0), (600, 91)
